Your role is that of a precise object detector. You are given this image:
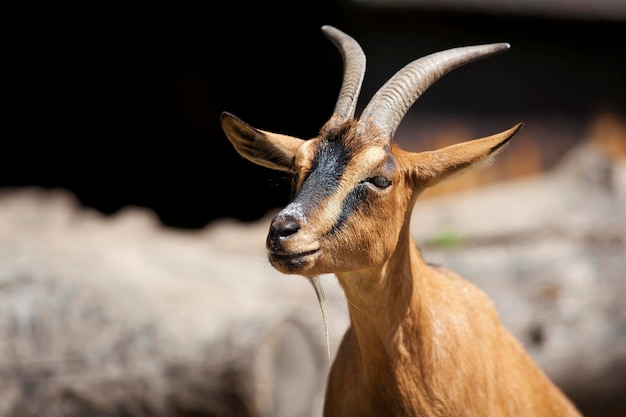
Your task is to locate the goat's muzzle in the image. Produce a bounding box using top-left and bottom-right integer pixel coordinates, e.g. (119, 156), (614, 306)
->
(266, 210), (320, 274)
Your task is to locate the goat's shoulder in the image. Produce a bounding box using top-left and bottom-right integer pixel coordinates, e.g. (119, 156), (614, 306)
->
(421, 261), (504, 334)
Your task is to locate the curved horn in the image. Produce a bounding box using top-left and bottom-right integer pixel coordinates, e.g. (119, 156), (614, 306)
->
(321, 25), (366, 120)
(360, 43), (510, 137)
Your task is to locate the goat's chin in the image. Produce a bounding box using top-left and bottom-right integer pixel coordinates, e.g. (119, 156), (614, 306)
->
(268, 248), (321, 275)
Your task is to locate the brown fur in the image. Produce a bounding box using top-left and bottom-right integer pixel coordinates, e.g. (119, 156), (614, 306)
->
(222, 112), (582, 416)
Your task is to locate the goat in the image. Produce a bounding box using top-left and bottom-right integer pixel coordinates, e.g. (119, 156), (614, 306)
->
(220, 25), (582, 417)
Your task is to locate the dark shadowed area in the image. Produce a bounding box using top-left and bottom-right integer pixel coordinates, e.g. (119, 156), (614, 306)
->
(4, 1), (625, 228)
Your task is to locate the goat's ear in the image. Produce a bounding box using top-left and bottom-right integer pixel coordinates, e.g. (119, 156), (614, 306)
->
(410, 123), (523, 188)
(220, 112), (304, 172)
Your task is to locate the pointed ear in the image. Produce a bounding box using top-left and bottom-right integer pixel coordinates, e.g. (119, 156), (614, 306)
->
(220, 112), (305, 172)
(410, 123), (523, 188)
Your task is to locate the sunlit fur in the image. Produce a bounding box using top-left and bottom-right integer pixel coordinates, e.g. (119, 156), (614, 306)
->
(220, 30), (582, 417)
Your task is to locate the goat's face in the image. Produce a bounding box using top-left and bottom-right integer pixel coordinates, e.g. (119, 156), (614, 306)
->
(221, 25), (521, 277)
(222, 114), (412, 276)
(267, 117), (412, 276)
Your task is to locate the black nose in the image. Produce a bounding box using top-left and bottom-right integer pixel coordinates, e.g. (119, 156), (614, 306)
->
(267, 214), (301, 251)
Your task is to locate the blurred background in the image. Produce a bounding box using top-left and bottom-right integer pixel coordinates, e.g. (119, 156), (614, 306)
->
(2, 1), (625, 417)
(4, 0), (624, 227)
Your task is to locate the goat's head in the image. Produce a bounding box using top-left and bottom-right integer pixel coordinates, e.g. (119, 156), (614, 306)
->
(221, 25), (521, 278)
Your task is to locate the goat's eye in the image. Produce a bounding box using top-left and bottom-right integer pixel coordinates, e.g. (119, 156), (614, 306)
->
(368, 175), (391, 189)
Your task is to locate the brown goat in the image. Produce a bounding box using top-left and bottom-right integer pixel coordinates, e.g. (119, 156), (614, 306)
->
(221, 25), (582, 417)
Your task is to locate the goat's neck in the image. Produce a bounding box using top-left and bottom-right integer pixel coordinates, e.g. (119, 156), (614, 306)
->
(330, 223), (583, 417)
(332, 222), (441, 416)
(335, 221), (431, 374)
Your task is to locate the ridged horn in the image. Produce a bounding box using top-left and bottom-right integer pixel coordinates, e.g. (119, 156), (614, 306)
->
(360, 43), (510, 137)
(321, 25), (366, 120)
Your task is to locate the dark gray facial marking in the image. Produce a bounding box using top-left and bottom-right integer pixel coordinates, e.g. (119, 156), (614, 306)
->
(291, 133), (396, 236)
(293, 139), (353, 212)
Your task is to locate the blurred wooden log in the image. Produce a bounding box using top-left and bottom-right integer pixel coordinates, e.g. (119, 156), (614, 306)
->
(0, 189), (332, 417)
(0, 141), (624, 417)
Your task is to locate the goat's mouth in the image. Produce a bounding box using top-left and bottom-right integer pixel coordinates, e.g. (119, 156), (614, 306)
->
(268, 248), (320, 273)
